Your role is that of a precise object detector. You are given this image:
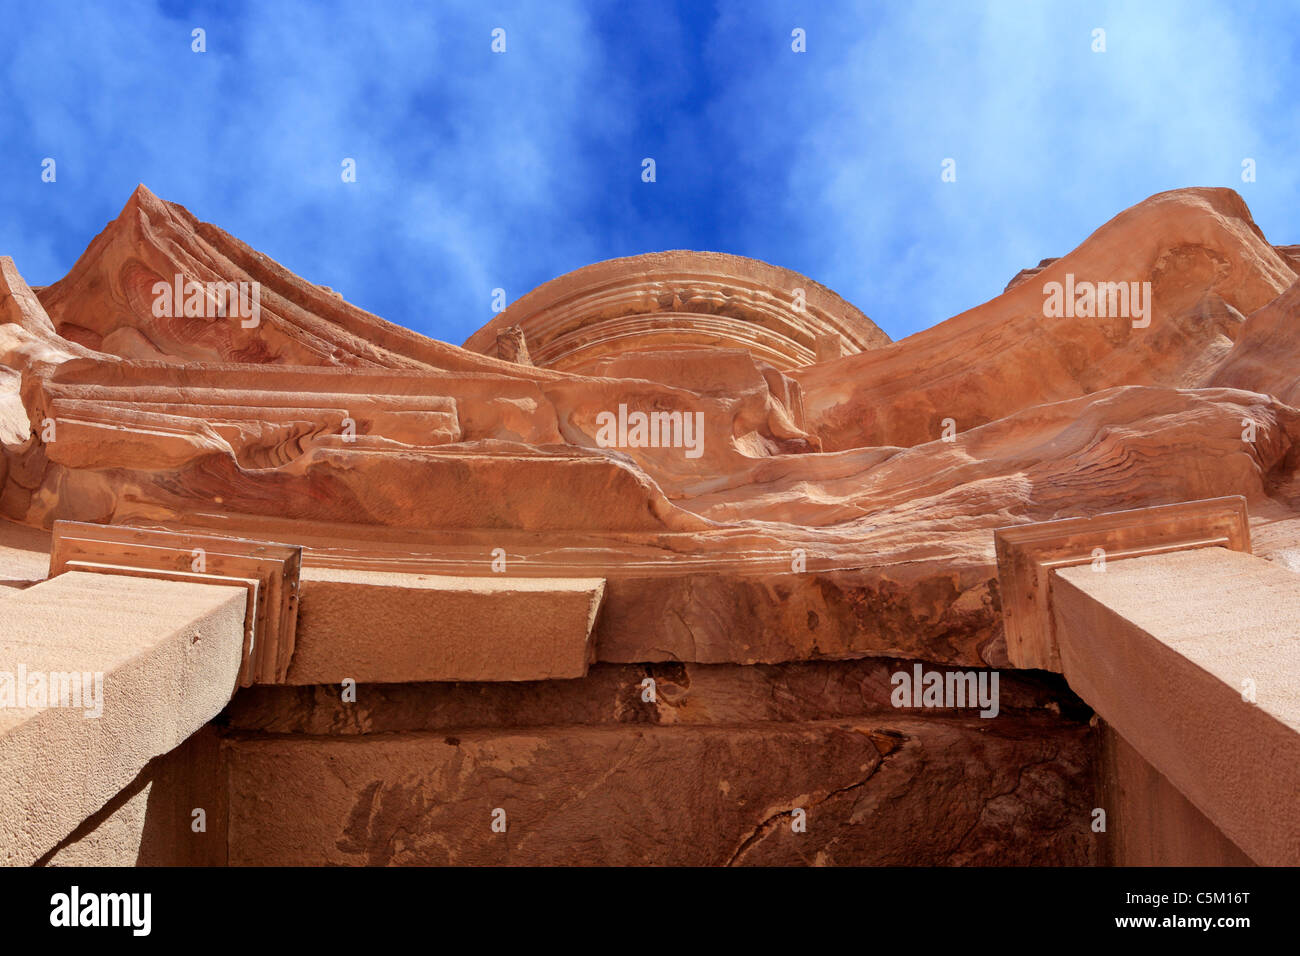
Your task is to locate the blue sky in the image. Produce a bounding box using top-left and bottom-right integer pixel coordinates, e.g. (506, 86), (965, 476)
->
(2, 0), (1297, 344)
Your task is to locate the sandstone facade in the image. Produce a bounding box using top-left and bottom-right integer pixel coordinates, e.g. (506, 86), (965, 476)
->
(3, 184), (1297, 865)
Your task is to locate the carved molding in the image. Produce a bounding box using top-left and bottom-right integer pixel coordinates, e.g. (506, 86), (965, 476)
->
(49, 521), (302, 685)
(463, 252), (889, 372)
(994, 496), (1251, 671)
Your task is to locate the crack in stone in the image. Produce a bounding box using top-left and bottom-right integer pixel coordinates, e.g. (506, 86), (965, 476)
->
(724, 742), (897, 866)
(943, 747), (1061, 863)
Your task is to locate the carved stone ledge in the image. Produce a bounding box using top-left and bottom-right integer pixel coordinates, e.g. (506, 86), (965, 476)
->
(993, 496), (1251, 671)
(48, 521), (302, 685)
(0, 571), (248, 864)
(1052, 548), (1300, 864)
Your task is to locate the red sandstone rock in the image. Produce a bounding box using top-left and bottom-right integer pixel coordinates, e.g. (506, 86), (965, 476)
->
(5, 186), (1300, 672)
(222, 715), (1093, 866)
(4, 184), (1299, 866)
(5, 184), (1294, 671)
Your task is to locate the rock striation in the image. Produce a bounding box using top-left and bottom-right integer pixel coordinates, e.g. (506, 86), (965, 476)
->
(3, 184), (1298, 865)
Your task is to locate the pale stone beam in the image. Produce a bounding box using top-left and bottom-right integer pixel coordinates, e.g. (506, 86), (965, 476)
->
(1053, 547), (1300, 866)
(0, 571), (247, 865)
(286, 567), (605, 683)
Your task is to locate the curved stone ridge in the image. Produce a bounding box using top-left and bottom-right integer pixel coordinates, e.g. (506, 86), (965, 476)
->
(462, 250), (890, 371)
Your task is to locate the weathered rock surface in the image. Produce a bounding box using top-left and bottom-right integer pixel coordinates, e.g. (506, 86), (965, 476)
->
(4, 186), (1300, 671)
(223, 716), (1095, 866)
(4, 184), (1297, 865)
(222, 661), (1087, 735)
(795, 188), (1295, 451)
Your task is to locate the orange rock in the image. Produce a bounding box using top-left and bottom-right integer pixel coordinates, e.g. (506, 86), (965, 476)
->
(4, 184), (1299, 866)
(4, 185), (1300, 669)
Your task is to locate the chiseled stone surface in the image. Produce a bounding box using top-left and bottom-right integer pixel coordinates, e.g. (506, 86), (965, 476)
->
(219, 662), (1095, 865)
(288, 568), (604, 683)
(1054, 548), (1300, 865)
(1095, 721), (1252, 867)
(223, 660), (1086, 735)
(0, 572), (245, 865)
(42, 726), (228, 867)
(223, 716), (1095, 866)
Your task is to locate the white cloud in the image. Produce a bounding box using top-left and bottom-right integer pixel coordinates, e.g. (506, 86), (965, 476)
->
(705, 0), (1300, 339)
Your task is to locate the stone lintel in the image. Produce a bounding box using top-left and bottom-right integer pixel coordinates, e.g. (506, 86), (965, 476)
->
(993, 496), (1250, 670)
(0, 572), (247, 865)
(48, 521), (302, 685)
(1053, 548), (1300, 865)
(287, 567), (605, 683)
